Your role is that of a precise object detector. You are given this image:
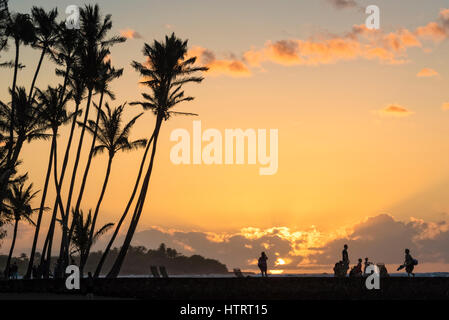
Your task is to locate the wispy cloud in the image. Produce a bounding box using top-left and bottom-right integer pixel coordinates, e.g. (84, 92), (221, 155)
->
(377, 104), (414, 117)
(187, 46), (251, 77)
(120, 29), (143, 39)
(417, 68), (439, 77)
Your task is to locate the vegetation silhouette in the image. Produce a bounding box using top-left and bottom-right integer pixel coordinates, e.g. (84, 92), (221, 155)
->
(0, 2), (207, 280)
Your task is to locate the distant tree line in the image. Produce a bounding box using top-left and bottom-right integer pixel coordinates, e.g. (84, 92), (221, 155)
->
(0, 243), (229, 276)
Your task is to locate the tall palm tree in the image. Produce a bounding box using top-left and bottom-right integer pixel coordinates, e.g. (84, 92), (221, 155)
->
(28, 7), (58, 101)
(0, 0), (10, 54)
(59, 4), (125, 271)
(107, 34), (207, 278)
(69, 209), (113, 274)
(72, 62), (123, 219)
(3, 182), (39, 278)
(4, 13), (35, 164)
(77, 102), (146, 273)
(40, 66), (86, 277)
(25, 86), (74, 279)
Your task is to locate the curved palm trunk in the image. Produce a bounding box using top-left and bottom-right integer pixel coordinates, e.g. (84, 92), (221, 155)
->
(41, 99), (79, 276)
(72, 91), (105, 216)
(25, 134), (56, 279)
(4, 218), (18, 278)
(59, 88), (93, 269)
(7, 39), (20, 163)
(107, 116), (163, 278)
(94, 133), (154, 278)
(66, 91), (105, 259)
(28, 47), (46, 102)
(41, 134), (65, 278)
(79, 155), (112, 275)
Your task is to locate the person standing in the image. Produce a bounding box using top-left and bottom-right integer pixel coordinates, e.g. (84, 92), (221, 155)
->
(342, 244), (350, 275)
(258, 252), (268, 277)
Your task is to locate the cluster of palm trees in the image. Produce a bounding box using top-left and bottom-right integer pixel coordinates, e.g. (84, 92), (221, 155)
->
(0, 1), (207, 279)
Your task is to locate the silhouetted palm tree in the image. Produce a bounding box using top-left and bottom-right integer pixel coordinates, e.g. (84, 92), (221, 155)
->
(72, 62), (123, 220)
(107, 33), (207, 278)
(40, 66), (86, 277)
(28, 7), (58, 100)
(69, 208), (113, 275)
(4, 13), (35, 164)
(3, 182), (39, 277)
(77, 102), (146, 272)
(59, 4), (125, 270)
(25, 85), (74, 278)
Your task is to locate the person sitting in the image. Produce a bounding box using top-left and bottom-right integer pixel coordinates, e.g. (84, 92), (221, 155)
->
(349, 258), (363, 277)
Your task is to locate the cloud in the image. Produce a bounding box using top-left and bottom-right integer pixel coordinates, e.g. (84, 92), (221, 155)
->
(326, 0), (358, 10)
(417, 68), (439, 77)
(377, 104), (414, 117)
(120, 29), (143, 39)
(442, 102), (449, 110)
(416, 9), (449, 42)
(309, 214), (449, 266)
(187, 46), (251, 77)
(243, 24), (423, 67)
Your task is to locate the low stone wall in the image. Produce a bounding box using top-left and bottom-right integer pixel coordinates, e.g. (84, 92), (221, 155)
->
(1, 277), (449, 300)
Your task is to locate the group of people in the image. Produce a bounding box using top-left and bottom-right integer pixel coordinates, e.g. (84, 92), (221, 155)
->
(334, 244), (418, 278)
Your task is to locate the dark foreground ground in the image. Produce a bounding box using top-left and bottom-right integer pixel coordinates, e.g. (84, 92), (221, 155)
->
(1, 277), (449, 300)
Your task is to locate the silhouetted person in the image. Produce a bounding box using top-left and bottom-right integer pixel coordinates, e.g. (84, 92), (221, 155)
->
(342, 244), (349, 274)
(86, 272), (94, 300)
(258, 252), (268, 277)
(349, 258), (363, 277)
(32, 265), (38, 279)
(363, 257), (371, 274)
(397, 248), (417, 277)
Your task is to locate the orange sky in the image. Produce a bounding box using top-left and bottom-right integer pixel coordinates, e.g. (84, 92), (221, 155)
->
(2, 0), (449, 272)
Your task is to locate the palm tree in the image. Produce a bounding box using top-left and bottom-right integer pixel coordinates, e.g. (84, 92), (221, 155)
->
(72, 62), (123, 220)
(40, 66), (86, 277)
(77, 102), (146, 273)
(3, 182), (39, 278)
(107, 33), (207, 278)
(0, 0), (10, 54)
(25, 86), (74, 279)
(69, 209), (113, 275)
(4, 13), (35, 164)
(28, 7), (58, 101)
(59, 4), (125, 270)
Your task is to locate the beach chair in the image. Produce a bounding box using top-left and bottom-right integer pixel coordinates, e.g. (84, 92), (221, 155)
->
(233, 268), (245, 278)
(159, 266), (169, 278)
(150, 265), (161, 278)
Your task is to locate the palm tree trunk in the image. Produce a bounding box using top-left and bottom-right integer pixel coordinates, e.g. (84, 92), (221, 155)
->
(59, 88), (93, 269)
(94, 133), (154, 278)
(28, 47), (46, 102)
(7, 39), (20, 164)
(4, 218), (18, 278)
(41, 100), (80, 276)
(25, 134), (56, 279)
(72, 90), (105, 215)
(41, 133), (65, 278)
(66, 91), (105, 256)
(107, 116), (163, 278)
(79, 155), (112, 275)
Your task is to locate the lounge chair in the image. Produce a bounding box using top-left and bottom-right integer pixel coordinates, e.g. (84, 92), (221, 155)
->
(159, 266), (169, 278)
(150, 265), (160, 278)
(233, 268), (245, 278)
